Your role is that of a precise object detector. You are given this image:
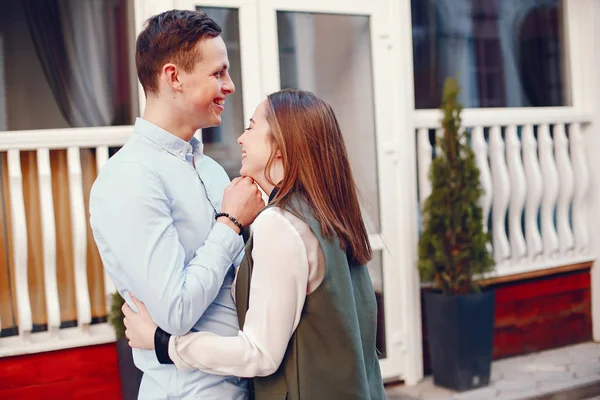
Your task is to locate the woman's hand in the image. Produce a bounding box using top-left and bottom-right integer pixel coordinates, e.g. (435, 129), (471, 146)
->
(122, 295), (157, 350)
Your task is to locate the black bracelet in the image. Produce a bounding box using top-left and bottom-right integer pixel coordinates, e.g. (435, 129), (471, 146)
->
(154, 326), (174, 365)
(215, 212), (244, 235)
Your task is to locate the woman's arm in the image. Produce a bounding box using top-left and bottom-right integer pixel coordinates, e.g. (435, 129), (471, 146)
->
(168, 209), (310, 377)
(122, 208), (310, 377)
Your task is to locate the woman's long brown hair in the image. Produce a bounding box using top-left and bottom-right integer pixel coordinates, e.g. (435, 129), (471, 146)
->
(264, 89), (372, 266)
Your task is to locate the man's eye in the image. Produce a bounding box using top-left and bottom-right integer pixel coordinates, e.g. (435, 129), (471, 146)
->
(215, 71), (222, 77)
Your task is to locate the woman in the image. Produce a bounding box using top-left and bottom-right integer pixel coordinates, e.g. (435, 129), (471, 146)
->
(123, 89), (386, 399)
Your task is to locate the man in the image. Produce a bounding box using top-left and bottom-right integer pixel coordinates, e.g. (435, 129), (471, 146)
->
(89, 9), (264, 399)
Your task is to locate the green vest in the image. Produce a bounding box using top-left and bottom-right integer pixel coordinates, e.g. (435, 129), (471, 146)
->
(235, 197), (386, 400)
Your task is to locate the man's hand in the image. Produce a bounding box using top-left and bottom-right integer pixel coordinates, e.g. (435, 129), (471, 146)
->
(220, 177), (264, 230)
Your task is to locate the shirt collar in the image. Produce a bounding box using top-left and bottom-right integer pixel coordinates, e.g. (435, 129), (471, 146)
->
(134, 118), (203, 159)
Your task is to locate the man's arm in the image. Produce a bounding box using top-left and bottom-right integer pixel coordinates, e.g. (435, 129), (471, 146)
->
(90, 162), (242, 336)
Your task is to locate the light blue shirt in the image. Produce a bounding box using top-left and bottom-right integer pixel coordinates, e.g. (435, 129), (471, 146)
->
(90, 118), (249, 399)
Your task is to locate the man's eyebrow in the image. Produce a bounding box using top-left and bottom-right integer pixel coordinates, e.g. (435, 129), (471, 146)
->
(249, 118), (255, 124)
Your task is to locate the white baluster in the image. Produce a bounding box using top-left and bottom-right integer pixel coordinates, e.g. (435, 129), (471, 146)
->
(522, 125), (543, 260)
(489, 126), (511, 264)
(67, 147), (91, 332)
(554, 124), (575, 256)
(538, 124), (560, 259)
(95, 146), (116, 301)
(37, 148), (61, 335)
(95, 145), (109, 172)
(472, 126), (492, 238)
(7, 149), (32, 341)
(417, 129), (432, 212)
(570, 123), (590, 254)
(506, 125), (527, 262)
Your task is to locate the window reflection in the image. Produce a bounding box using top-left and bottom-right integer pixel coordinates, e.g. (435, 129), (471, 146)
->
(276, 11), (381, 233)
(0, 0), (137, 131)
(200, 7), (244, 179)
(411, 0), (568, 109)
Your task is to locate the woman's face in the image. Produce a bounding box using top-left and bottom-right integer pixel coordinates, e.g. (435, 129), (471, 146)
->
(237, 100), (281, 191)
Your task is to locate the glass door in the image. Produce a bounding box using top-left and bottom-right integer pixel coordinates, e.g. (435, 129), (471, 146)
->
(257, 0), (405, 380)
(181, 0), (409, 381)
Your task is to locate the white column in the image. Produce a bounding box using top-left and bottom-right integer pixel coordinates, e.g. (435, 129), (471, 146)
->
(489, 126), (511, 264)
(576, 0), (600, 342)
(472, 126), (492, 255)
(506, 125), (527, 263)
(554, 124), (575, 256)
(390, 0), (423, 385)
(538, 124), (560, 259)
(522, 124), (543, 261)
(570, 123), (590, 255)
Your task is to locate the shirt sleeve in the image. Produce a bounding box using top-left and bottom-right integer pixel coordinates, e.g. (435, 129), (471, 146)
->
(89, 162), (244, 336)
(167, 208), (309, 377)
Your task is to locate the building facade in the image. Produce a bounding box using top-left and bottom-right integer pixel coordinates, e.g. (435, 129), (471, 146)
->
(1, 0), (600, 396)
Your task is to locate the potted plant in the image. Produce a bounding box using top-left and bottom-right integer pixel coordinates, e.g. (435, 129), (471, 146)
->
(418, 77), (496, 391)
(109, 292), (143, 400)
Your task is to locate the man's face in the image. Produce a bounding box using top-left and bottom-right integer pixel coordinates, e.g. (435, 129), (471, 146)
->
(178, 36), (235, 129)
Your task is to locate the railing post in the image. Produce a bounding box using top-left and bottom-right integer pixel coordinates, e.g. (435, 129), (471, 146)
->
(7, 149), (32, 342)
(67, 147), (91, 333)
(37, 148), (61, 336)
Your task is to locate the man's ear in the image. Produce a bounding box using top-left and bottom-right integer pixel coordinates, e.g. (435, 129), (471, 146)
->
(162, 63), (182, 92)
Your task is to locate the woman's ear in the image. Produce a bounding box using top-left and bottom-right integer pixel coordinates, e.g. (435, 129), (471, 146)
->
(269, 141), (283, 160)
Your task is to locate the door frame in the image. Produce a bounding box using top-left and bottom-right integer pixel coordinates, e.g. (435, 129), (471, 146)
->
(252, 0), (415, 381)
(136, 0), (425, 384)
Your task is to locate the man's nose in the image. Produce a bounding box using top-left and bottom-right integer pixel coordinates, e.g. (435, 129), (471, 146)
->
(223, 75), (235, 95)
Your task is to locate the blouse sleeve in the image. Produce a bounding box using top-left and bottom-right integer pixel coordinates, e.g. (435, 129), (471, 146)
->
(167, 208), (309, 377)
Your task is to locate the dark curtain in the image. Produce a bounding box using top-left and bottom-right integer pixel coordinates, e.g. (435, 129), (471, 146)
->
(518, 4), (563, 107)
(22, 0), (125, 127)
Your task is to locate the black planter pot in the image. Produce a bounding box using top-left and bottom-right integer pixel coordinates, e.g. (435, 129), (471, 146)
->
(116, 338), (143, 400)
(424, 290), (495, 392)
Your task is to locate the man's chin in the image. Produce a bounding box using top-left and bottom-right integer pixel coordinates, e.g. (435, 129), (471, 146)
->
(201, 116), (222, 129)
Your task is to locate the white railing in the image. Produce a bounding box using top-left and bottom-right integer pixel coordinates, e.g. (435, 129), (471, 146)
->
(1, 108), (596, 356)
(415, 108), (595, 278)
(0, 126), (131, 357)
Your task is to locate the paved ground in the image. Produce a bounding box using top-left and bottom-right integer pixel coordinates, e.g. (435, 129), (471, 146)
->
(385, 342), (600, 400)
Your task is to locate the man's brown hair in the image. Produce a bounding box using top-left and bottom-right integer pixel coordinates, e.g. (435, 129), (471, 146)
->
(136, 9), (221, 95)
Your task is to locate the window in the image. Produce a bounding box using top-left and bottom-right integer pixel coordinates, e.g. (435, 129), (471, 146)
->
(0, 0), (137, 131)
(411, 0), (569, 109)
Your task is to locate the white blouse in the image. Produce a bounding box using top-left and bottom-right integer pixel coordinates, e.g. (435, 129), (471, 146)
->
(168, 207), (325, 377)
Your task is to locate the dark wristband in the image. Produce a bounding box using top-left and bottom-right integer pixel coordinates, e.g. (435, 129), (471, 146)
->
(215, 212), (244, 235)
(154, 326), (174, 365)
